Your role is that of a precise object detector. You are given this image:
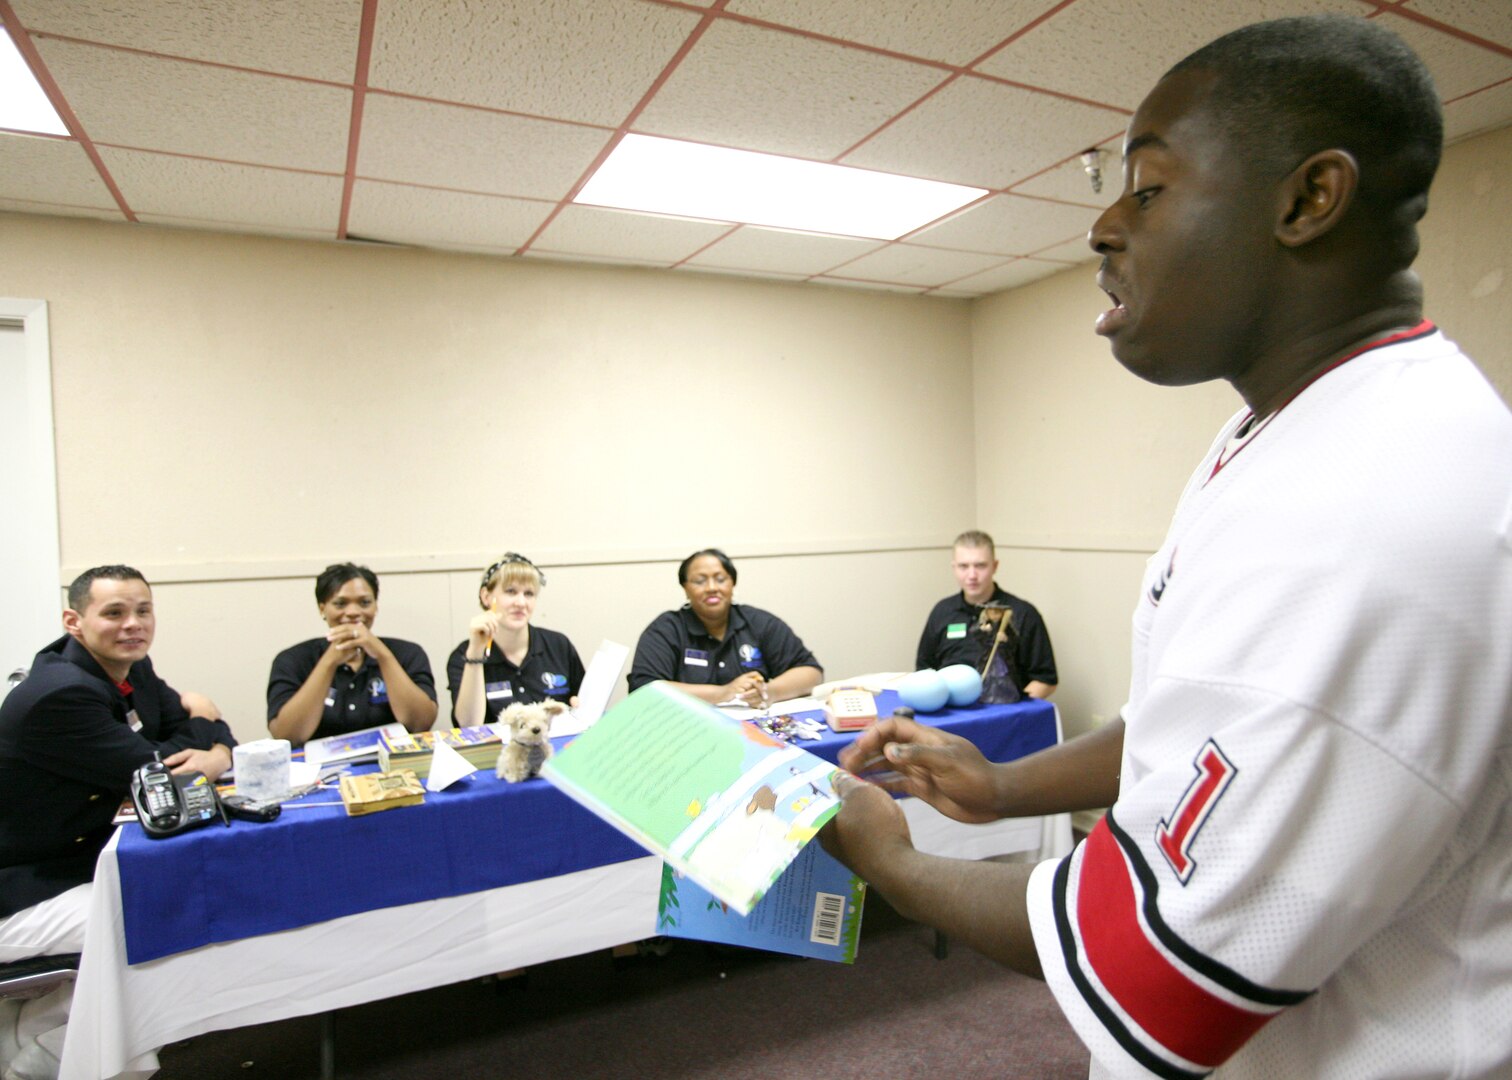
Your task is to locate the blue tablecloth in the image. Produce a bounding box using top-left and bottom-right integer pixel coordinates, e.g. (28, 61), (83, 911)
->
(117, 694), (1055, 964)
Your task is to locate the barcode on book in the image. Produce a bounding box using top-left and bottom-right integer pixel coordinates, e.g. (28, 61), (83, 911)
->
(809, 891), (845, 946)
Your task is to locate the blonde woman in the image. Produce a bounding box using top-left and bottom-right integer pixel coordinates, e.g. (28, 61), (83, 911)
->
(447, 553), (584, 727)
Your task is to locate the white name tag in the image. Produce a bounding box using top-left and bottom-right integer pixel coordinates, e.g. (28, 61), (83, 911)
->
(485, 681), (513, 700)
(126, 708), (143, 732)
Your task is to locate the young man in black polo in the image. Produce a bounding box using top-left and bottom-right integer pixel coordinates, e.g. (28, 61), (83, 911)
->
(915, 530), (1057, 700)
(0, 566), (235, 1080)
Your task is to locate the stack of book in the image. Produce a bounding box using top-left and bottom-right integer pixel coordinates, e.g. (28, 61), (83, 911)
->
(339, 770), (425, 816)
(376, 725), (504, 779)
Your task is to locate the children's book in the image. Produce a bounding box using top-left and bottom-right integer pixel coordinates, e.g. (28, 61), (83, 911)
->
(303, 723), (407, 769)
(377, 724), (504, 778)
(543, 682), (855, 918)
(657, 840), (865, 963)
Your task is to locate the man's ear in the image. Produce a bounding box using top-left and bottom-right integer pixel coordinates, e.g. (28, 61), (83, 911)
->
(62, 608), (83, 639)
(1275, 149), (1358, 248)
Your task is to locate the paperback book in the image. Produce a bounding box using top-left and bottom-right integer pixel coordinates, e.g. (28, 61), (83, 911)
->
(304, 722), (407, 769)
(543, 682), (856, 920)
(377, 725), (504, 779)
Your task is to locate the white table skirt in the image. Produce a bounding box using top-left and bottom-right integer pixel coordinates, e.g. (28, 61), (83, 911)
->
(62, 803), (1071, 1079)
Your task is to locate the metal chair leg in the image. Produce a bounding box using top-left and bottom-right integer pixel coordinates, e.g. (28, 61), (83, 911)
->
(320, 1010), (335, 1080)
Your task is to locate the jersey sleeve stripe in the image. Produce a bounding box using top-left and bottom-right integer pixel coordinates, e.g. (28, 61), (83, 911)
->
(1105, 813), (1312, 1009)
(1071, 818), (1281, 1069)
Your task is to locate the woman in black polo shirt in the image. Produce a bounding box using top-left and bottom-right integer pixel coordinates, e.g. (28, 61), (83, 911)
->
(448, 553), (585, 727)
(266, 563), (439, 747)
(627, 549), (822, 705)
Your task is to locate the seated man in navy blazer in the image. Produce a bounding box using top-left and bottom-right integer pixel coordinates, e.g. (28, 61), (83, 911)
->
(0, 565), (235, 1080)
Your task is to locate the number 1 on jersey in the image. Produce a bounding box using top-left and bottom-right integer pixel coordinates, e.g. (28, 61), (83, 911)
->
(1156, 739), (1236, 884)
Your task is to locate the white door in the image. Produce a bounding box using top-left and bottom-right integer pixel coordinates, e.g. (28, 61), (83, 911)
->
(0, 299), (62, 693)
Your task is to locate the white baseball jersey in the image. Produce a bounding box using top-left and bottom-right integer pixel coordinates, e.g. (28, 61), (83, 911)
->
(1027, 324), (1512, 1079)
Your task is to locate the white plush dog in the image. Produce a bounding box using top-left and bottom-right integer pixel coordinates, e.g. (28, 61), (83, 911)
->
(496, 700), (567, 782)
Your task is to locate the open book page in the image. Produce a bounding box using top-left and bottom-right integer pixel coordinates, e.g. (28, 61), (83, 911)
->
(543, 682), (843, 916)
(554, 639), (630, 737)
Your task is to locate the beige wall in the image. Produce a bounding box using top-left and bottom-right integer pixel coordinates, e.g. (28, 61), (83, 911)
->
(3, 122), (1508, 751)
(969, 122), (1512, 764)
(0, 214), (973, 742)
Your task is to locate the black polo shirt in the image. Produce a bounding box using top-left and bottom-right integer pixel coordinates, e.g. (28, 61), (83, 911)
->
(266, 637), (436, 741)
(445, 625), (584, 726)
(915, 585), (1057, 691)
(627, 604), (821, 692)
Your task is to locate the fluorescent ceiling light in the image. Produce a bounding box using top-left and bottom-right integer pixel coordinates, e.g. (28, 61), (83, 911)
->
(0, 27), (67, 136)
(577, 133), (986, 241)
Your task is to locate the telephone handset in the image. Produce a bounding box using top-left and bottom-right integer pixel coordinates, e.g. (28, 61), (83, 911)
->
(130, 759), (225, 838)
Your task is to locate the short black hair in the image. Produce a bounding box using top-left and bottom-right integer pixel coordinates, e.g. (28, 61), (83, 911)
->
(315, 562), (379, 605)
(68, 565), (148, 612)
(678, 548), (737, 586)
(1167, 15), (1441, 260)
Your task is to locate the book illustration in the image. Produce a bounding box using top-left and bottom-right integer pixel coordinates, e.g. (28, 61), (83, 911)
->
(339, 769), (425, 816)
(658, 841), (865, 963)
(543, 682), (845, 916)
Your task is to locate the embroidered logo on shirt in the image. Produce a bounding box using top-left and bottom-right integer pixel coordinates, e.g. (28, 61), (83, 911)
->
(1149, 548), (1177, 606)
(738, 644), (763, 668)
(542, 672), (568, 694)
(367, 677), (389, 704)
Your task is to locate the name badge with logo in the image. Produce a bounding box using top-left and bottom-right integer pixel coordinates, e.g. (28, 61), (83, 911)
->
(367, 678), (389, 705)
(125, 708), (143, 733)
(683, 648), (709, 668)
(485, 680), (513, 701)
(738, 643), (764, 669)
(542, 672), (569, 696)
(946, 622), (969, 640)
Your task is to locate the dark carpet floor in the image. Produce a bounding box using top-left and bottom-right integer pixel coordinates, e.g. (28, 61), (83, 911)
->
(157, 899), (1089, 1079)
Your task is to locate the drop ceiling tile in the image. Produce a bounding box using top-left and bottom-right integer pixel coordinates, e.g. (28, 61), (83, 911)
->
(134, 215), (336, 242)
(843, 75), (1124, 189)
(908, 194), (1099, 256)
(99, 147), (343, 230)
(823, 243), (1005, 286)
(0, 198), (124, 222)
(370, 0), (699, 126)
(685, 225), (885, 275)
(347, 179), (552, 251)
(1444, 79), (1512, 143)
(726, 0), (1048, 67)
(635, 18), (946, 160)
(976, 0), (1362, 111)
(9, 0), (364, 82)
(531, 204), (734, 263)
(1376, 11), (1512, 104)
(674, 263), (808, 284)
(1010, 134), (1121, 204)
(812, 277), (929, 294)
(358, 93), (610, 200)
(36, 40), (351, 172)
(1034, 236), (1098, 264)
(0, 133), (115, 207)
(1401, 1), (1512, 50)
(946, 256), (1077, 295)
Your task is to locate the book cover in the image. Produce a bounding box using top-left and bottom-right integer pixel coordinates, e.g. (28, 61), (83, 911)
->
(543, 682), (845, 917)
(658, 841), (865, 962)
(377, 725), (504, 777)
(304, 722), (407, 768)
(338, 770), (425, 816)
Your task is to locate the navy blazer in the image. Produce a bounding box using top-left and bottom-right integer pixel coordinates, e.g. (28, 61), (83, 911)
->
(0, 636), (236, 916)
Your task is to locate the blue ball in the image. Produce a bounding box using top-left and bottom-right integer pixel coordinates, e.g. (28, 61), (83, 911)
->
(897, 669), (950, 713)
(939, 664), (983, 707)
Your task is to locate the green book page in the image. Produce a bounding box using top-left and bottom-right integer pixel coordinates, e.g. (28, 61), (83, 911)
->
(544, 683), (843, 915)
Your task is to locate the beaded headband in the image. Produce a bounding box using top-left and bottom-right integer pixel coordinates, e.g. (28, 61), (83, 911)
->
(480, 552), (546, 591)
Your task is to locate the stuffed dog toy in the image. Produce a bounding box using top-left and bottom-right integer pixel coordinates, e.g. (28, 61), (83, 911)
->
(496, 700), (568, 782)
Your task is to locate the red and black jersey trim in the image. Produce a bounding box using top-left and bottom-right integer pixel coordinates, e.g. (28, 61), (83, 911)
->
(1052, 812), (1312, 1077)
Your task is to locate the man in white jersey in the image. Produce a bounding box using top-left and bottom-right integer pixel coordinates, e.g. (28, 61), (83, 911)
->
(822, 15), (1512, 1080)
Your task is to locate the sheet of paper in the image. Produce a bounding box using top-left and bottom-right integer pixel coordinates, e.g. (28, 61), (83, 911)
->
(425, 738), (478, 791)
(554, 638), (630, 737)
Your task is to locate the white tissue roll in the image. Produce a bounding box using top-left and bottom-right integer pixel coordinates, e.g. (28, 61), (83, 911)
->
(233, 738), (292, 801)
